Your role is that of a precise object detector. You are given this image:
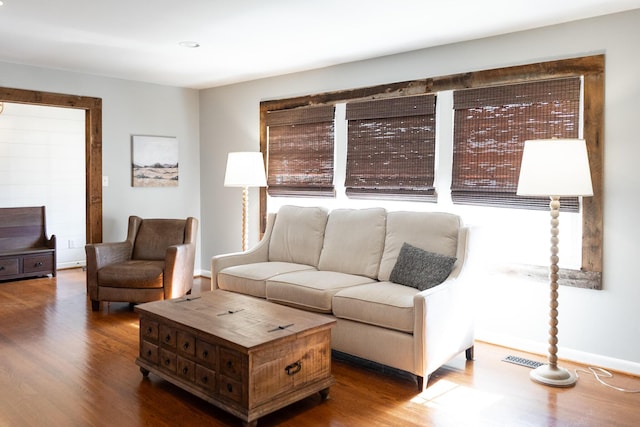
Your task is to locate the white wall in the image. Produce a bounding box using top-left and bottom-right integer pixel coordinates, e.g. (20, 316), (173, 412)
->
(199, 10), (640, 373)
(0, 63), (202, 271)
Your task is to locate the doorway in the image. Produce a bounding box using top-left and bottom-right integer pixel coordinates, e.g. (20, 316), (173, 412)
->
(0, 87), (102, 244)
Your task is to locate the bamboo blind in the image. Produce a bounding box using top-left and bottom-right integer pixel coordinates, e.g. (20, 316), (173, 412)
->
(345, 94), (436, 201)
(452, 77), (581, 211)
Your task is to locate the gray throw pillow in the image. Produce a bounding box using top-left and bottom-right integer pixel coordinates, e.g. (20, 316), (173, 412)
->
(389, 243), (457, 291)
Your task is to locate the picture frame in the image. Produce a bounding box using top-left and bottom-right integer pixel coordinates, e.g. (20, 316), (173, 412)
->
(131, 135), (179, 187)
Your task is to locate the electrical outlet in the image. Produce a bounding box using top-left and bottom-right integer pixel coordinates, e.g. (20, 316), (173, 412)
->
(102, 176), (109, 187)
(68, 239), (74, 248)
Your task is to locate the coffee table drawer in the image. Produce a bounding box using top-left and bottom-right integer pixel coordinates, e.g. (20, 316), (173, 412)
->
(220, 348), (245, 381)
(140, 319), (159, 342)
(140, 340), (159, 364)
(196, 339), (217, 368)
(219, 374), (244, 404)
(177, 357), (195, 382)
(251, 329), (331, 405)
(160, 325), (177, 347)
(195, 365), (216, 393)
(177, 331), (195, 356)
(160, 348), (177, 373)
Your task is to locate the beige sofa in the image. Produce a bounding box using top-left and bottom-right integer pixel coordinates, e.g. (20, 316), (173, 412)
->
(210, 205), (474, 389)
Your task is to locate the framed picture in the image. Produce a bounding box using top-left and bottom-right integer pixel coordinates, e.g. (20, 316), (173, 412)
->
(131, 135), (179, 187)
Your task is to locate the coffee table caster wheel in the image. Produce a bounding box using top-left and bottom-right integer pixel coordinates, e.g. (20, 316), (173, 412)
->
(140, 367), (150, 377)
(319, 387), (330, 401)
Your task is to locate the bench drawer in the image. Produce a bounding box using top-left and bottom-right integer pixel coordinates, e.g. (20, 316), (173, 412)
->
(0, 258), (20, 277)
(23, 254), (54, 273)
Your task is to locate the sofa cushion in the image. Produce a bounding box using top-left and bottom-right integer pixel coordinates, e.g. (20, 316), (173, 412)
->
(378, 211), (461, 282)
(269, 205), (329, 267)
(98, 260), (164, 289)
(332, 282), (417, 333)
(266, 270), (376, 313)
(317, 208), (386, 279)
(389, 243), (457, 291)
(218, 262), (315, 298)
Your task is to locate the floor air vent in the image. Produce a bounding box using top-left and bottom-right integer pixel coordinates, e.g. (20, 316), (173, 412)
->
(502, 355), (544, 369)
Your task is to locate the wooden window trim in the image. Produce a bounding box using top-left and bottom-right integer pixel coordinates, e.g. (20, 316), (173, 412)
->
(260, 55), (603, 289)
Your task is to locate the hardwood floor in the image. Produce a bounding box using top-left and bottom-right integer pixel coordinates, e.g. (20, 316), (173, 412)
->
(1, 269), (638, 427)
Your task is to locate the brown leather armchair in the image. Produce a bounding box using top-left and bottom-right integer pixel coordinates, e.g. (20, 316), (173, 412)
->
(85, 216), (198, 311)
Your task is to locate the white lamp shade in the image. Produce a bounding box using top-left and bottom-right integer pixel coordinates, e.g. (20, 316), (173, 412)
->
(517, 139), (593, 197)
(224, 152), (267, 187)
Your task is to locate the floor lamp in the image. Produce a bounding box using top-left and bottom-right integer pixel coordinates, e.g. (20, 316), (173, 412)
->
(224, 152), (267, 251)
(516, 139), (593, 387)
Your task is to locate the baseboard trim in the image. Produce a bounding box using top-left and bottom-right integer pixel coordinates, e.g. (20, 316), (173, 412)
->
(476, 330), (640, 377)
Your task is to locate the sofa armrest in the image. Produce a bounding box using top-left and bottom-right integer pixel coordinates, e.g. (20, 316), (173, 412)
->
(413, 277), (474, 379)
(209, 213), (276, 290)
(412, 226), (475, 379)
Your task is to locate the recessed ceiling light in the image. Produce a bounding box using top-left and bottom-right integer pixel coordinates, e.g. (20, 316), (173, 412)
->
(179, 41), (200, 48)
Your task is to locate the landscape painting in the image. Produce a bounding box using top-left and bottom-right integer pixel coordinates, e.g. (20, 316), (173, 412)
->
(132, 135), (179, 187)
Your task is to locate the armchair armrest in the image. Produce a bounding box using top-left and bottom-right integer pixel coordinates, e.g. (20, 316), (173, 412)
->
(84, 241), (132, 300)
(163, 242), (197, 299)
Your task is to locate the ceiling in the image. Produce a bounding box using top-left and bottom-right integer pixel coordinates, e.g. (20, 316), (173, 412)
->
(1, 1), (639, 89)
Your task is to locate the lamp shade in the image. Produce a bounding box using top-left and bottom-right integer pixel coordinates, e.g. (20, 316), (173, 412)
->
(517, 139), (593, 197)
(224, 152), (267, 187)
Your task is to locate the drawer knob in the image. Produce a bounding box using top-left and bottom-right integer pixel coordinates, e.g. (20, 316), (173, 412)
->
(227, 383), (233, 393)
(183, 342), (189, 350)
(146, 349), (152, 357)
(165, 334), (171, 342)
(226, 360), (233, 369)
(146, 327), (153, 334)
(165, 358), (171, 366)
(35, 261), (43, 267)
(0, 266), (4, 271)
(182, 366), (189, 375)
(202, 350), (208, 358)
(285, 361), (302, 376)
(202, 375), (208, 384)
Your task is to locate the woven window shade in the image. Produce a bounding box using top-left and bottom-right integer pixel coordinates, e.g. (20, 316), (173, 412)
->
(345, 94), (437, 201)
(266, 105), (335, 197)
(452, 77), (581, 211)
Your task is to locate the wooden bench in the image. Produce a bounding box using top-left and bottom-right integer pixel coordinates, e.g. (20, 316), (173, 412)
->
(0, 206), (56, 281)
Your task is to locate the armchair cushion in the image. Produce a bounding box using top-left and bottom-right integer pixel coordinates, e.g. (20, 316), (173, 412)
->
(132, 219), (188, 260)
(389, 243), (456, 291)
(98, 260), (164, 288)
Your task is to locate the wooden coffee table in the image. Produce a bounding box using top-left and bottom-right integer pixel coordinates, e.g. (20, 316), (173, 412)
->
(134, 290), (336, 426)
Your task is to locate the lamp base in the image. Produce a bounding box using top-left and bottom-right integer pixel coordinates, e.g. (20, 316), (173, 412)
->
(530, 364), (577, 387)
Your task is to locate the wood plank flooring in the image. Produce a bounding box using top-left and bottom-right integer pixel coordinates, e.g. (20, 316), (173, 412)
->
(1, 268), (639, 426)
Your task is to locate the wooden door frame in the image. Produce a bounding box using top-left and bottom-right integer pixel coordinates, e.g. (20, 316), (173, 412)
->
(0, 87), (102, 244)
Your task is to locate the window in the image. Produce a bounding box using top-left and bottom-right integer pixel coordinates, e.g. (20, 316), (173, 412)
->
(260, 55), (603, 289)
(266, 105), (335, 197)
(451, 77), (581, 211)
(345, 95), (437, 201)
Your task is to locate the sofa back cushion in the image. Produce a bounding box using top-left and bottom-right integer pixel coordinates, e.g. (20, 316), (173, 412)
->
(317, 208), (386, 279)
(268, 205), (329, 267)
(378, 211), (461, 282)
